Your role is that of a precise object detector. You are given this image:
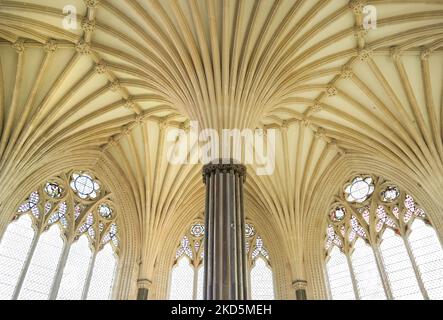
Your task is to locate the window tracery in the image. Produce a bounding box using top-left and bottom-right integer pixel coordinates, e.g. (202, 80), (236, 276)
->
(170, 221), (205, 300)
(0, 171), (119, 300)
(245, 223), (274, 300)
(325, 175), (443, 300)
(169, 221), (275, 300)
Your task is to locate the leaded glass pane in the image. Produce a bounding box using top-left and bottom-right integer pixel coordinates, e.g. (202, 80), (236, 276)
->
(326, 246), (355, 300)
(57, 236), (92, 300)
(380, 229), (423, 299)
(409, 219), (443, 299)
(18, 225), (64, 300)
(251, 257), (274, 300)
(0, 215), (35, 299)
(87, 244), (116, 300)
(351, 239), (386, 300)
(170, 258), (194, 300)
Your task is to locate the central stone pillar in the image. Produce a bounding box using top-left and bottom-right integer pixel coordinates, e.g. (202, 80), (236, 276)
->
(203, 160), (248, 300)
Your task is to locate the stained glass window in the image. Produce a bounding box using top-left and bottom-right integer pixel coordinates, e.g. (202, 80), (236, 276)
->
(325, 175), (443, 300)
(70, 173), (100, 199)
(57, 235), (92, 300)
(87, 244), (117, 300)
(170, 222), (205, 300)
(0, 171), (120, 300)
(18, 225), (64, 300)
(326, 246), (355, 300)
(170, 258), (195, 300)
(169, 221), (275, 300)
(0, 215), (35, 300)
(250, 258), (274, 300)
(246, 227), (274, 300)
(409, 219), (443, 299)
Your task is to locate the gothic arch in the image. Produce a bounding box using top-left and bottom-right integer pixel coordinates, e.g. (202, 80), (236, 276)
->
(305, 153), (443, 299)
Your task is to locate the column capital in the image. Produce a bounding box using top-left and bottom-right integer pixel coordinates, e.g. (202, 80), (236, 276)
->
(293, 280), (308, 300)
(292, 279), (308, 291)
(137, 278), (152, 289)
(202, 159), (247, 183)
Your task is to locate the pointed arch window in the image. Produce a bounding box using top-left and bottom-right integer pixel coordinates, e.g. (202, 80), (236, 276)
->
(246, 224), (274, 300)
(169, 222), (205, 300)
(169, 221), (275, 300)
(0, 171), (120, 300)
(325, 175), (443, 300)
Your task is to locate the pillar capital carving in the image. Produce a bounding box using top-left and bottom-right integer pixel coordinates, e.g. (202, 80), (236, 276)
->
(292, 279), (308, 291)
(12, 39), (25, 53)
(137, 278), (152, 289)
(202, 160), (247, 183)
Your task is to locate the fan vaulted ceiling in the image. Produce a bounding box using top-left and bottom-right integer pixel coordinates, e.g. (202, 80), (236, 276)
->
(0, 0), (442, 297)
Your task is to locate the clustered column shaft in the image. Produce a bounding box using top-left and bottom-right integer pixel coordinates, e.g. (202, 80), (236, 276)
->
(203, 160), (248, 300)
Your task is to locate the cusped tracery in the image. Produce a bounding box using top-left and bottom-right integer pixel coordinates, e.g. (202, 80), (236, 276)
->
(325, 175), (443, 300)
(0, 171), (120, 300)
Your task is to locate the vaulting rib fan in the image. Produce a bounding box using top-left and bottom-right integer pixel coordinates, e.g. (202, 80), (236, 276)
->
(0, 0), (442, 302)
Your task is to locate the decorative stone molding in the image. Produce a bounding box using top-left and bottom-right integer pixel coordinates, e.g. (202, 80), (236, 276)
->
(179, 120), (190, 132)
(44, 39), (58, 53)
(358, 47), (373, 62)
(11, 39), (25, 53)
(325, 86), (338, 97)
(293, 280), (308, 300)
(120, 125), (131, 137)
(348, 0), (367, 15)
(391, 47), (402, 61)
(340, 66), (354, 80)
(301, 117), (311, 128)
(84, 0), (101, 9)
(100, 136), (118, 152)
(421, 48), (432, 61)
(281, 120), (289, 130)
(106, 136), (117, 149)
(202, 161), (247, 183)
(75, 41), (91, 55)
(109, 80), (121, 92)
(315, 127), (326, 140)
(328, 139), (345, 156)
(292, 279), (308, 291)
(95, 61), (107, 75)
(134, 114), (144, 125)
(123, 98), (135, 111)
(137, 278), (152, 289)
(311, 101), (323, 113)
(81, 18), (96, 33)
